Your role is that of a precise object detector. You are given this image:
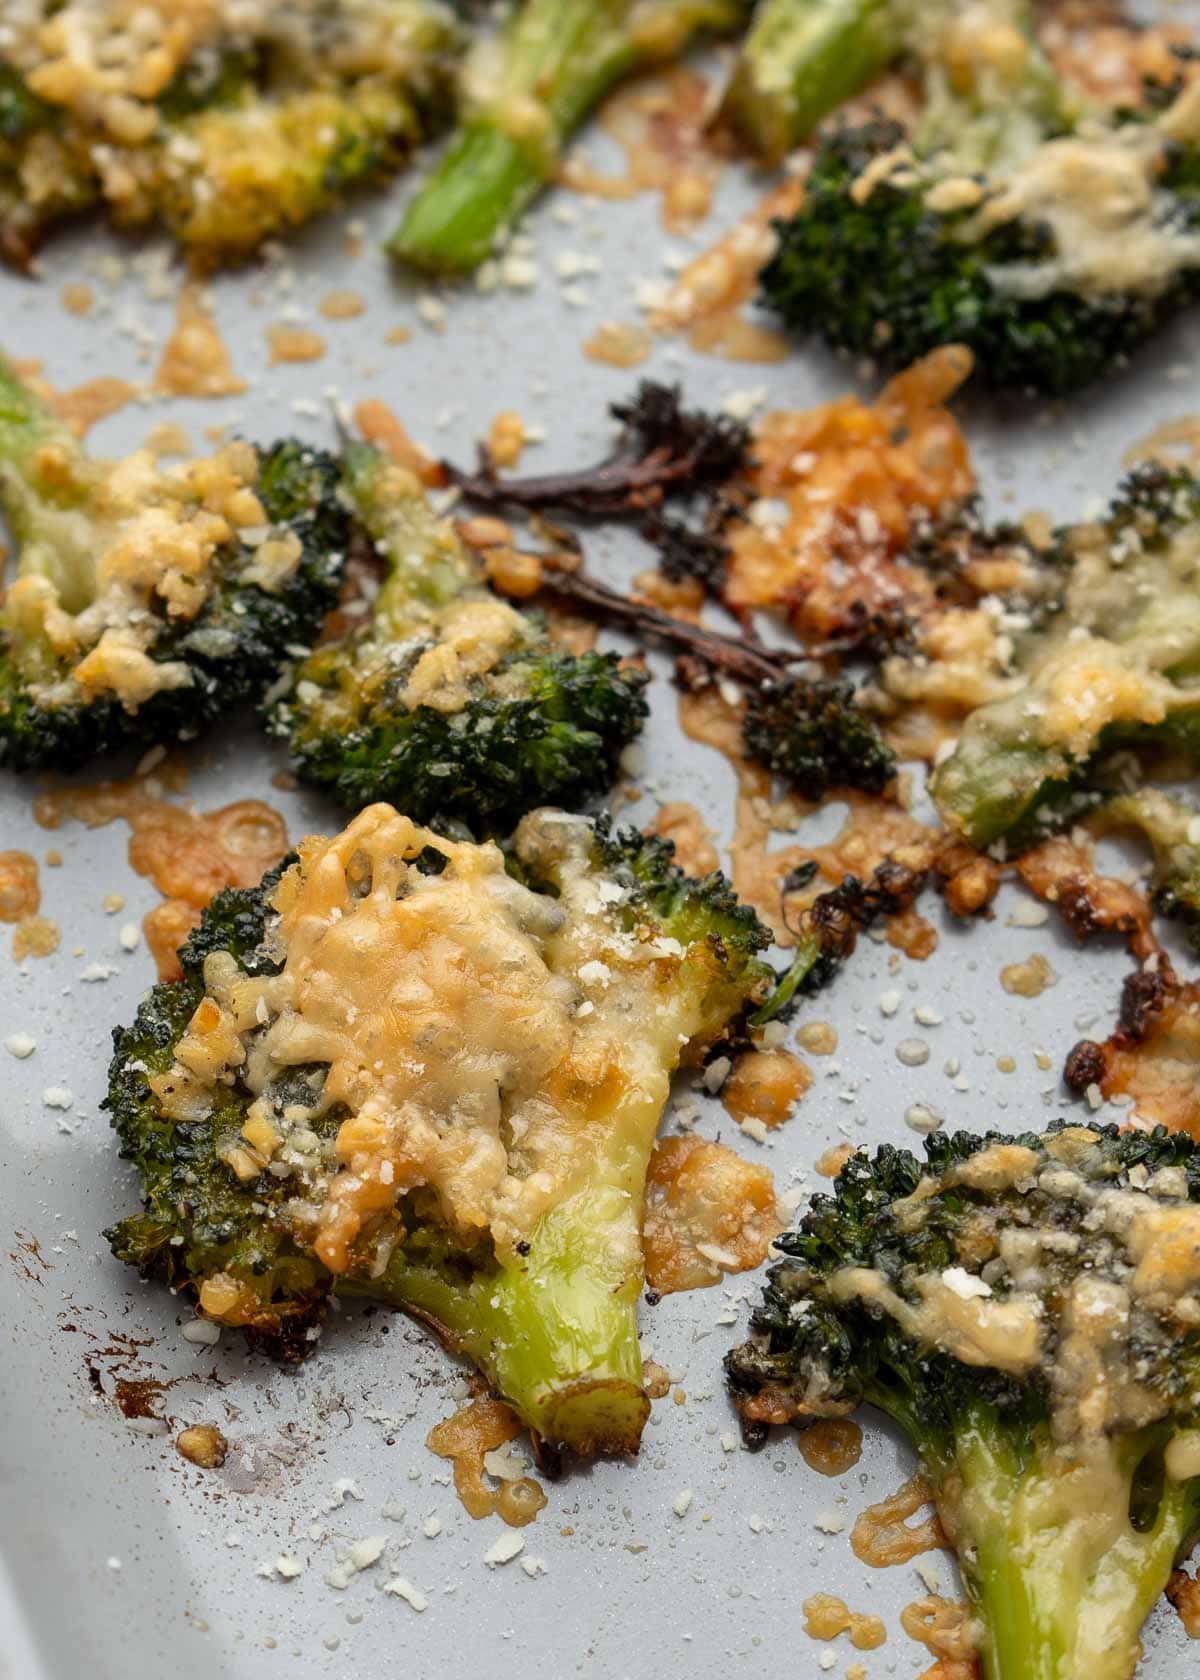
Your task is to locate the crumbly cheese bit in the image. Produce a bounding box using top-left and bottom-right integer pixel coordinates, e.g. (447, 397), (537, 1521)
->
(4, 1033), (36, 1059)
(383, 1576), (428, 1611)
(483, 1532), (524, 1567)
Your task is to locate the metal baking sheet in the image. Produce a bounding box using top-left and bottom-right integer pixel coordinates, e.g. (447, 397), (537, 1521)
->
(3, 24), (1200, 1677)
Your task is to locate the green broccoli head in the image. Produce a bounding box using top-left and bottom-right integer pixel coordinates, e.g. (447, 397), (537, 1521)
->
(0, 2), (461, 265)
(0, 359), (348, 770)
(762, 91), (1200, 396)
(932, 463), (1200, 849)
(728, 1122), (1200, 1680)
(106, 803), (772, 1454)
(742, 676), (896, 802)
(272, 443), (648, 831)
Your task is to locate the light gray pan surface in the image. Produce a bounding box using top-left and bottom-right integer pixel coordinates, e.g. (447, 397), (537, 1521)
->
(3, 21), (1200, 1677)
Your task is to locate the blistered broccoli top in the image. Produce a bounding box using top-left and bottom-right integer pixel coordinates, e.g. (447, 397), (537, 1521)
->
(107, 803), (770, 1449)
(731, 1123), (1200, 1441)
(274, 443), (648, 829)
(0, 356), (347, 768)
(760, 4), (1200, 393)
(0, 0), (460, 263)
(933, 464), (1200, 847)
(728, 1123), (1200, 1680)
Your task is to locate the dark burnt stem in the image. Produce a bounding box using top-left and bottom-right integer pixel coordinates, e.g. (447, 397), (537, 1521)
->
(540, 564), (807, 690)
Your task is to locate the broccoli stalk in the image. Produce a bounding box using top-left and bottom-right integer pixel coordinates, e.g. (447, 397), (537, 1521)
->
(759, 4), (1200, 393)
(0, 355), (348, 770)
(932, 464), (1200, 848)
(719, 0), (907, 163)
(389, 0), (748, 274)
(727, 1123), (1200, 1680)
(106, 805), (773, 1456)
(272, 441), (648, 829)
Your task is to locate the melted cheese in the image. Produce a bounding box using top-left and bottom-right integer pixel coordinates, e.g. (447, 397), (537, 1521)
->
(3, 1), (446, 139)
(157, 804), (726, 1287)
(965, 98), (1200, 304)
(8, 434), (299, 711)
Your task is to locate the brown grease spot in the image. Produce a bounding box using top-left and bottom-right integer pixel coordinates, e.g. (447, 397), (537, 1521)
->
(648, 802), (719, 878)
(426, 1398), (546, 1528)
(797, 1418), (863, 1476)
(61, 282), (94, 316)
(815, 1143), (855, 1179)
(34, 772), (286, 980)
(1000, 952), (1057, 998)
(53, 377), (137, 437)
(176, 1424), (229, 1469)
(156, 286), (246, 398)
(267, 325), (326, 365)
(113, 1376), (167, 1419)
(0, 852), (40, 921)
(584, 322), (652, 369)
(642, 1135), (781, 1293)
(485, 410), (530, 468)
(797, 1020), (838, 1056)
(320, 290), (365, 320)
(851, 1475), (947, 1567)
(723, 1048), (811, 1129)
(901, 1597), (976, 1661)
(802, 1592), (886, 1650)
(13, 916), (59, 960)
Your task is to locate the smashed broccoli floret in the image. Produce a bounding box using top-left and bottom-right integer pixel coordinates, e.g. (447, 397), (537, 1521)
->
(728, 1122), (1200, 1680)
(0, 2), (461, 266)
(106, 804), (772, 1455)
(759, 1), (1200, 394)
(933, 463), (1200, 848)
(0, 355), (348, 771)
(271, 442), (648, 830)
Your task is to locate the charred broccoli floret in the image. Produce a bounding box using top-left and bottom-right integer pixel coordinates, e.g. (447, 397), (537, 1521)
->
(0, 2), (460, 266)
(106, 804), (772, 1454)
(933, 464), (1200, 848)
(389, 0), (749, 274)
(0, 356), (348, 771)
(743, 677), (895, 801)
(271, 442), (648, 830)
(728, 1122), (1200, 1680)
(759, 2), (1200, 393)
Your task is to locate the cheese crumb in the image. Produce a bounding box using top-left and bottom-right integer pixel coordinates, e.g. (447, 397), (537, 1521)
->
(383, 1577), (429, 1612)
(484, 1532), (525, 1567)
(4, 1033), (35, 1058)
(942, 1266), (992, 1300)
(672, 1489), (694, 1519)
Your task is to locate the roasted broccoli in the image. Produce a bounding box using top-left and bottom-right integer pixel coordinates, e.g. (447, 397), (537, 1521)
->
(728, 1122), (1200, 1680)
(0, 356), (348, 771)
(389, 0), (749, 274)
(759, 3), (1200, 393)
(933, 463), (1200, 849)
(271, 442), (648, 829)
(0, 2), (461, 266)
(106, 803), (773, 1454)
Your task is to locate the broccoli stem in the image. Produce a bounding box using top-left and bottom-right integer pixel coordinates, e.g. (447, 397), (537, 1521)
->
(360, 1184), (650, 1455)
(720, 0), (903, 162)
(0, 352), (97, 613)
(389, 0), (746, 273)
(928, 1403), (1200, 1680)
(340, 440), (478, 636)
